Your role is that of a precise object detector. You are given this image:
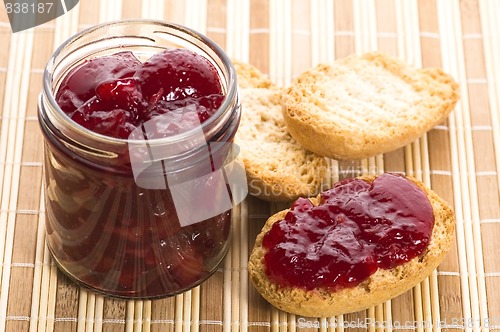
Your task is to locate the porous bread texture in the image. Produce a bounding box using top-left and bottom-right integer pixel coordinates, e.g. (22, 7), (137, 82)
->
(247, 175), (455, 318)
(233, 61), (327, 201)
(282, 52), (460, 160)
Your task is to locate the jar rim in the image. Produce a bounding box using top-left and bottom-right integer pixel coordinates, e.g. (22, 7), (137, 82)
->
(42, 19), (238, 148)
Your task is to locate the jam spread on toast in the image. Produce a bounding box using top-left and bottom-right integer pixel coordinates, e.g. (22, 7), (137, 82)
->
(262, 173), (434, 290)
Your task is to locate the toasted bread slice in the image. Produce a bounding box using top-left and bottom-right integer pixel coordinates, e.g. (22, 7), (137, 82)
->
(282, 52), (459, 160)
(234, 61), (327, 201)
(248, 174), (455, 317)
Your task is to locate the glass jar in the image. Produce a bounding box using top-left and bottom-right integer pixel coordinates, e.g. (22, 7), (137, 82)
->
(38, 20), (242, 298)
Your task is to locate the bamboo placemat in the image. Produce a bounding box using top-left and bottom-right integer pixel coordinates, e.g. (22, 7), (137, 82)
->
(0, 0), (499, 331)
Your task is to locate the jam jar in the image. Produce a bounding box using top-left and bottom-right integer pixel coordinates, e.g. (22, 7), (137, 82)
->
(38, 20), (242, 298)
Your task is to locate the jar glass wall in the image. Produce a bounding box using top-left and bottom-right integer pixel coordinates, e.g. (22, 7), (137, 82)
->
(38, 20), (241, 299)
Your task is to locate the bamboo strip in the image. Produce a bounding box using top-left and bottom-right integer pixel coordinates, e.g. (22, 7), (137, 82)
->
(174, 293), (183, 332)
(413, 283), (424, 332)
(36, 219), (56, 332)
(278, 310), (286, 332)
(184, 0), (206, 34)
(318, 317), (327, 332)
(336, 314), (344, 332)
(437, 2), (476, 331)
(77, 290), (88, 332)
(418, 139), (436, 332)
(478, 0), (500, 323)
(0, 32), (21, 315)
(182, 291), (191, 332)
(0, 28), (34, 332)
(421, 118), (442, 331)
(230, 203), (241, 331)
(282, 0), (292, 86)
(450, 1), (489, 329)
(384, 300), (392, 332)
(143, 300), (151, 332)
(375, 303), (384, 332)
(94, 296), (104, 331)
(141, 0), (165, 21)
(86, 293), (96, 332)
(100, 0), (122, 22)
(239, 202), (249, 331)
(226, 0), (250, 61)
(310, 0), (335, 66)
(367, 307), (375, 332)
(268, 0), (278, 84)
(441, 1), (490, 331)
(135, 299), (144, 332)
(445, 85), (474, 328)
(269, 0), (292, 86)
(222, 249), (232, 332)
(479, 0), (500, 202)
(353, 0), (363, 54)
(125, 300), (134, 332)
(0, 32), (15, 231)
(29, 192), (46, 332)
(411, 126), (428, 332)
(190, 287), (199, 332)
(270, 306), (278, 332)
(45, 247), (58, 331)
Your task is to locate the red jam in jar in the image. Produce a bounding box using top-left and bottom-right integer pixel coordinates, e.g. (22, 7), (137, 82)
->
(262, 173), (435, 290)
(56, 49), (225, 139)
(38, 21), (241, 298)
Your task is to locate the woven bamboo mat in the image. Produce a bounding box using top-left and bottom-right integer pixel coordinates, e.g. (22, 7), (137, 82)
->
(0, 0), (499, 331)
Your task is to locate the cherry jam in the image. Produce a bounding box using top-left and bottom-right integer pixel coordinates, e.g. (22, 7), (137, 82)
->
(56, 49), (225, 139)
(38, 21), (240, 298)
(262, 173), (434, 290)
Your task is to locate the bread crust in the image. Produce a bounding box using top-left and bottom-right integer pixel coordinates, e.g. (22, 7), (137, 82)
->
(282, 52), (460, 160)
(234, 61), (327, 201)
(248, 175), (455, 317)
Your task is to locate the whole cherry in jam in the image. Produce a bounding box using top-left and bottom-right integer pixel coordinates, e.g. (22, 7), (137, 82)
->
(55, 49), (224, 139)
(262, 173), (435, 291)
(135, 48), (223, 102)
(56, 51), (142, 113)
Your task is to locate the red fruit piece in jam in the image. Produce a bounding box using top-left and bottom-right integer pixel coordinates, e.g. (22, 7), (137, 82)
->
(144, 94), (225, 138)
(76, 100), (136, 138)
(95, 77), (146, 112)
(56, 51), (142, 113)
(135, 48), (223, 102)
(262, 173), (435, 291)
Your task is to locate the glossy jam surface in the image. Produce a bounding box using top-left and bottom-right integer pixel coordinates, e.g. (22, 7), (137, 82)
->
(55, 49), (224, 139)
(262, 173), (435, 290)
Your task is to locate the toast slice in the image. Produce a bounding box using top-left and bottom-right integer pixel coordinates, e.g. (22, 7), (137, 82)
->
(234, 61), (327, 201)
(282, 52), (459, 160)
(248, 174), (455, 317)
